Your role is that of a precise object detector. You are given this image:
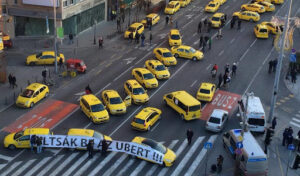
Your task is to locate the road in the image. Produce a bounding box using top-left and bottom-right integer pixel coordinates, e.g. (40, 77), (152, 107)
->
(1, 0), (300, 175)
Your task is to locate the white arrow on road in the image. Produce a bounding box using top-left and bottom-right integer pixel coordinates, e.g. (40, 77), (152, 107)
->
(158, 33), (167, 40)
(124, 57), (137, 64)
(186, 14), (193, 19)
(74, 91), (86, 96)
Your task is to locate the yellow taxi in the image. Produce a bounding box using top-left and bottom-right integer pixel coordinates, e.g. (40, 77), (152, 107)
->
(67, 128), (112, 150)
(168, 29), (182, 46)
(101, 90), (131, 115)
(131, 107), (162, 131)
(210, 13), (226, 28)
(255, 1), (275, 11)
(205, 1), (220, 13)
(153, 48), (177, 66)
(0, 37), (3, 50)
(171, 45), (204, 61)
(241, 3), (266, 13)
(141, 13), (160, 28)
(254, 24), (269, 38)
(196, 83), (216, 102)
(124, 79), (149, 105)
(80, 94), (109, 124)
(271, 0), (284, 4)
(164, 1), (180, 15)
(255, 0), (271, 3)
(213, 0), (226, 5)
(260, 21), (283, 34)
(131, 136), (176, 166)
(4, 128), (51, 150)
(145, 60), (170, 80)
(26, 51), (65, 66)
(124, 23), (144, 39)
(132, 68), (158, 89)
(16, 83), (49, 108)
(233, 11), (260, 22)
(179, 0), (189, 7)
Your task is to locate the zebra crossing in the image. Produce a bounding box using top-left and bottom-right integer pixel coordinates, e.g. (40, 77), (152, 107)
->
(289, 111), (300, 131)
(0, 135), (218, 176)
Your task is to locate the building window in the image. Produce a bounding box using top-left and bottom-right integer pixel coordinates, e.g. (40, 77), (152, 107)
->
(70, 0), (74, 4)
(63, 1), (68, 7)
(2, 5), (7, 14)
(14, 0), (18, 4)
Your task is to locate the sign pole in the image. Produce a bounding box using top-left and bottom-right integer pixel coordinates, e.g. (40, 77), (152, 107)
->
(53, 0), (58, 74)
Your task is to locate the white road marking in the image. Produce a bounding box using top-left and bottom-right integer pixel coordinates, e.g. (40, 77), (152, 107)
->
(182, 20), (193, 29)
(184, 135), (218, 176)
(230, 38), (236, 44)
(290, 121), (300, 128)
(116, 158), (135, 176)
(296, 114), (300, 118)
(89, 152), (118, 176)
(38, 155), (64, 176)
(95, 82), (111, 96)
(239, 48), (250, 61)
(49, 152), (80, 176)
(124, 57), (137, 64)
(150, 121), (160, 132)
(224, 5), (229, 10)
(250, 39), (257, 48)
(24, 157), (51, 176)
(74, 152), (100, 175)
(14, 159), (36, 176)
(135, 52), (152, 65)
(2, 161), (22, 176)
(206, 63), (212, 70)
(130, 160), (148, 176)
(102, 154), (128, 176)
(0, 154), (13, 161)
(218, 50), (224, 56)
(292, 118), (300, 123)
(193, 33), (197, 37)
(113, 66), (134, 81)
(63, 153), (88, 176)
(190, 80), (197, 87)
(170, 137), (205, 176)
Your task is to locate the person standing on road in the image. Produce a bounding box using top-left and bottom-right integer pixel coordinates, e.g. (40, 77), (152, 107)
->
(101, 139), (108, 156)
(217, 28), (222, 39)
(230, 18), (235, 29)
(36, 136), (43, 154)
(98, 36), (103, 48)
(135, 33), (140, 44)
(30, 135), (36, 153)
(165, 15), (169, 25)
(272, 117), (277, 129)
(218, 73), (223, 88)
(237, 20), (242, 30)
(273, 59), (278, 72)
(225, 64), (230, 74)
(117, 17), (121, 32)
(8, 74), (13, 88)
(85, 85), (92, 94)
(59, 57), (64, 70)
(149, 32), (153, 45)
(141, 33), (145, 47)
(217, 155), (224, 173)
(198, 21), (202, 33)
(207, 21), (212, 33)
(268, 60), (273, 74)
(11, 75), (17, 88)
(287, 133), (293, 147)
(129, 32), (133, 43)
(199, 35), (203, 48)
(282, 128), (289, 146)
(42, 68), (47, 84)
(69, 33), (74, 44)
(87, 140), (94, 159)
(186, 129), (194, 145)
(291, 69), (297, 83)
(223, 73), (228, 87)
(297, 130), (300, 151)
(231, 63), (237, 76)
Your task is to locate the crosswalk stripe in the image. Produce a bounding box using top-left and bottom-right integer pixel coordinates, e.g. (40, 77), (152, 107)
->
(116, 158), (135, 176)
(157, 139), (188, 176)
(38, 155), (64, 176)
(15, 159), (36, 176)
(24, 157), (51, 176)
(170, 136), (205, 176)
(184, 135), (218, 176)
(145, 140), (179, 176)
(2, 161), (22, 176)
(0, 154), (12, 161)
(103, 154), (128, 176)
(63, 153), (88, 176)
(49, 152), (81, 176)
(88, 152), (118, 176)
(0, 164), (5, 171)
(73, 152), (101, 176)
(290, 121), (300, 128)
(292, 118), (300, 123)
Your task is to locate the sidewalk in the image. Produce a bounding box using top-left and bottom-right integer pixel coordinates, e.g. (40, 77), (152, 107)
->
(284, 75), (300, 101)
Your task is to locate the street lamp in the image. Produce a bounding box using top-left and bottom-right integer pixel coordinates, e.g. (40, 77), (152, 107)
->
(53, 0), (58, 74)
(93, 19), (96, 45)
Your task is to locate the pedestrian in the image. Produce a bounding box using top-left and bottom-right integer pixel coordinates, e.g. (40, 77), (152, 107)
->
(147, 18), (152, 31)
(225, 63), (230, 74)
(69, 33), (74, 44)
(291, 69), (297, 83)
(198, 21), (202, 33)
(221, 18), (225, 28)
(135, 33), (140, 44)
(129, 32), (133, 43)
(59, 57), (64, 70)
(218, 73), (223, 88)
(101, 139), (108, 156)
(273, 59), (278, 72)
(85, 84), (92, 94)
(165, 15), (169, 25)
(87, 140), (94, 159)
(224, 14), (227, 21)
(36, 136), (43, 154)
(272, 117), (277, 129)
(149, 32), (152, 45)
(170, 16), (173, 25)
(42, 68), (47, 84)
(204, 35), (209, 43)
(204, 18), (208, 26)
(122, 13), (125, 23)
(186, 129), (194, 145)
(268, 60), (273, 74)
(12, 75), (17, 88)
(208, 37), (212, 50)
(202, 40), (206, 53)
(98, 36), (103, 48)
(30, 134), (36, 153)
(288, 126), (294, 135)
(231, 63), (237, 76)
(287, 133), (293, 147)
(211, 64), (218, 79)
(282, 128), (289, 146)
(230, 18), (235, 29)
(297, 130), (300, 151)
(8, 73), (13, 88)
(199, 35), (203, 48)
(217, 28), (222, 39)
(237, 20), (241, 30)
(217, 155), (224, 173)
(223, 73), (228, 87)
(141, 33), (145, 47)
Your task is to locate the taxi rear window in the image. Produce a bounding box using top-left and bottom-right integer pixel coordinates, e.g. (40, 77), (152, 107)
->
(259, 29), (268, 33)
(133, 118), (145, 124)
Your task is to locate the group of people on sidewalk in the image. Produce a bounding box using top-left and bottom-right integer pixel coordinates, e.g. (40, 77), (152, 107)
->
(8, 74), (17, 89)
(282, 126), (300, 152)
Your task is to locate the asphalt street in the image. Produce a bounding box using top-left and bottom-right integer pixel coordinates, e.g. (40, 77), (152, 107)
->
(1, 0), (300, 175)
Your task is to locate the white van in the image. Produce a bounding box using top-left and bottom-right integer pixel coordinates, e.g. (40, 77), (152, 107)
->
(223, 129), (268, 176)
(239, 93), (266, 133)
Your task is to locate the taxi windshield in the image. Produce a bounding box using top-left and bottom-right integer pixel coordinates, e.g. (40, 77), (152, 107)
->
(189, 48), (196, 53)
(189, 105), (200, 111)
(128, 27), (136, 32)
(91, 104), (105, 112)
(14, 131), (24, 140)
(163, 52), (173, 57)
(153, 143), (167, 154)
(200, 89), (210, 94)
(212, 17), (220, 21)
(143, 73), (154, 80)
(110, 97), (123, 104)
(21, 89), (34, 98)
(36, 53), (42, 58)
(133, 88), (145, 95)
(208, 3), (215, 7)
(167, 4), (175, 8)
(171, 34), (180, 40)
(155, 65), (166, 71)
(93, 131), (104, 140)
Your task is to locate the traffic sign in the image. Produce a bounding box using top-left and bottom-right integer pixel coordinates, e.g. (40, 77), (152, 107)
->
(236, 142), (243, 149)
(235, 148), (242, 155)
(288, 144), (295, 151)
(204, 142), (212, 149)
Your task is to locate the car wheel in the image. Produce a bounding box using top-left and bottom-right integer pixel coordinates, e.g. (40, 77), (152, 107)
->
(8, 144), (16, 150)
(250, 19), (254, 22)
(148, 126), (151, 131)
(192, 57), (197, 61)
(174, 53), (179, 58)
(29, 62), (35, 66)
(180, 114), (185, 120)
(162, 162), (166, 167)
(45, 92), (49, 98)
(30, 102), (34, 108)
(164, 100), (168, 106)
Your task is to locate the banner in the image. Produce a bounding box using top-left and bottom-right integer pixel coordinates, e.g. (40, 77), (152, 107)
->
(37, 135), (164, 164)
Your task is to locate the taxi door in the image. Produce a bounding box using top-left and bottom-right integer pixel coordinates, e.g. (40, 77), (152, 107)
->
(184, 49), (191, 58)
(124, 95), (132, 106)
(149, 111), (159, 126)
(102, 93), (109, 108)
(134, 70), (143, 85)
(16, 135), (31, 148)
(32, 91), (41, 103)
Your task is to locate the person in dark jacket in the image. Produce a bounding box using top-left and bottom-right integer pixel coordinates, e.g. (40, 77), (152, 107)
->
(36, 136), (43, 154)
(291, 69), (297, 83)
(282, 128), (289, 146)
(198, 21), (202, 33)
(149, 32), (153, 45)
(268, 60), (273, 74)
(199, 35), (204, 48)
(217, 155), (224, 173)
(287, 134), (293, 147)
(141, 33), (145, 47)
(231, 63), (237, 76)
(186, 129), (194, 145)
(8, 74), (13, 88)
(272, 117), (277, 129)
(101, 139), (108, 156)
(85, 85), (92, 94)
(129, 32), (133, 43)
(135, 33), (140, 44)
(30, 135), (36, 153)
(87, 140), (94, 159)
(237, 20), (242, 30)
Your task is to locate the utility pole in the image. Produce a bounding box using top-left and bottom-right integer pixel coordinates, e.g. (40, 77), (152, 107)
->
(268, 0), (292, 123)
(53, 0), (58, 74)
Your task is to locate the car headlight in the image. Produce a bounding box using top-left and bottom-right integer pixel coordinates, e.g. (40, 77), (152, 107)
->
(135, 99), (141, 102)
(111, 109), (117, 113)
(25, 101), (29, 105)
(158, 75), (162, 78)
(165, 159), (172, 163)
